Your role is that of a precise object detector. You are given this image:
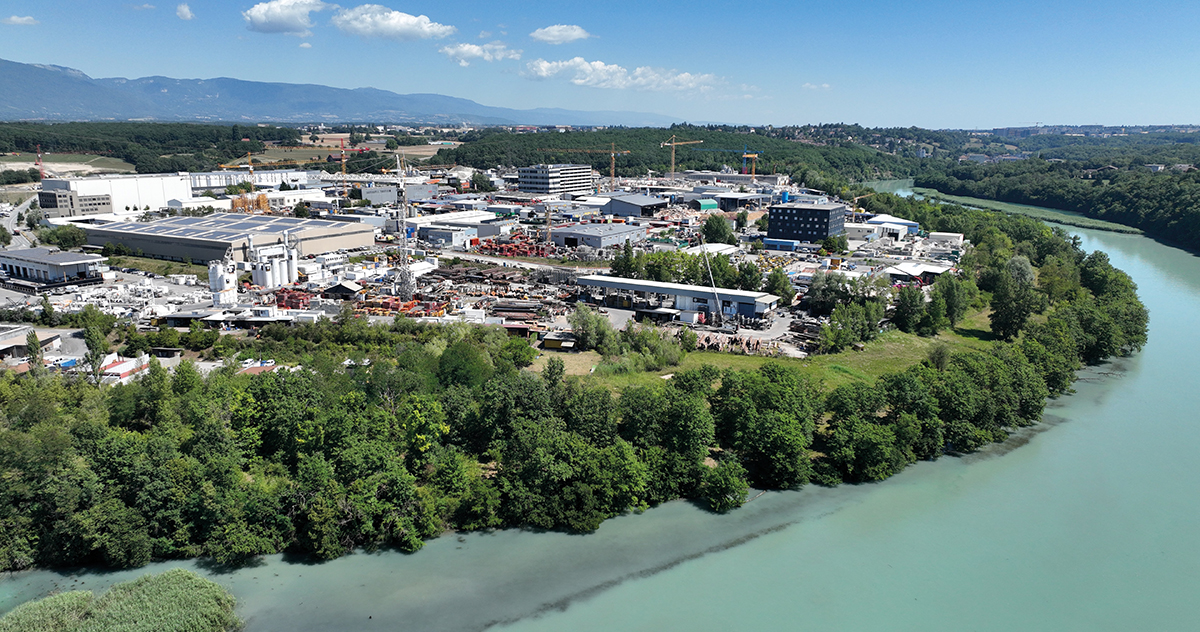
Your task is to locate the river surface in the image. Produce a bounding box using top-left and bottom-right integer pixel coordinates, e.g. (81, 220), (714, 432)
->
(4, 202), (1199, 631)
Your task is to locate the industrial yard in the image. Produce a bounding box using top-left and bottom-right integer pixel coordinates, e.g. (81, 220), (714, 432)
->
(1, 154), (966, 382)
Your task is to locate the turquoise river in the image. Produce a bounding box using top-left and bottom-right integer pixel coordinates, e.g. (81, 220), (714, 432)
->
(3, 199), (1198, 631)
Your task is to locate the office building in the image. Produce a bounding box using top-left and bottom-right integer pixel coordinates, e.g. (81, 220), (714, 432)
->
(518, 164), (594, 196)
(767, 201), (848, 242)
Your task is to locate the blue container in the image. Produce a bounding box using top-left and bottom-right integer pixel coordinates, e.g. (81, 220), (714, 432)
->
(781, 191), (790, 203)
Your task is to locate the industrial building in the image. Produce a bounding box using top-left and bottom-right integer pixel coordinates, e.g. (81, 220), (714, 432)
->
(577, 275), (781, 317)
(361, 186), (399, 206)
(865, 213), (920, 234)
(518, 164), (594, 196)
(551, 224), (647, 249)
(603, 194), (669, 218)
(83, 213), (375, 263)
(767, 201), (848, 243)
(844, 222), (883, 242)
(40, 173), (193, 214)
(680, 170), (790, 187)
(188, 169), (321, 193)
(0, 248), (107, 287)
(38, 189), (113, 218)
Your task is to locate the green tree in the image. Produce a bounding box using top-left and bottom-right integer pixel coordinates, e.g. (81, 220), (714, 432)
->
(25, 330), (43, 376)
(84, 326), (110, 385)
(736, 261), (762, 292)
(736, 210), (748, 230)
(989, 272), (1039, 341)
(702, 214), (737, 245)
(470, 173), (496, 192)
(702, 459), (749, 513)
(892, 286), (925, 333)
(764, 267), (795, 304)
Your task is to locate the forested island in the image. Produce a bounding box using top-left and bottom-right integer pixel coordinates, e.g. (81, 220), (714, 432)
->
(0, 194), (1146, 572)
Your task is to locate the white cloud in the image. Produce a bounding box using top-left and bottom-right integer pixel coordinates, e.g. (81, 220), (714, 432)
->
(1, 16), (38, 25)
(299, 42), (312, 48)
(529, 24), (591, 45)
(802, 82), (831, 90)
(440, 42), (520, 67)
(525, 57), (718, 92)
(242, 0), (328, 36)
(130, 4), (156, 10)
(478, 30), (491, 39)
(176, 3), (193, 20)
(332, 4), (455, 40)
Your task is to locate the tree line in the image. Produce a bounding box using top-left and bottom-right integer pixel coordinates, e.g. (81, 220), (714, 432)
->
(0, 122), (301, 174)
(915, 158), (1200, 250)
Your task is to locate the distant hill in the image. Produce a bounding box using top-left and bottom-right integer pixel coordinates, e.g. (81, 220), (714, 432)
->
(0, 58), (679, 127)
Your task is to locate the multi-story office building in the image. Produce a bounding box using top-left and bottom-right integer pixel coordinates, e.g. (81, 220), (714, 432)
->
(517, 164), (594, 196)
(766, 201), (848, 242)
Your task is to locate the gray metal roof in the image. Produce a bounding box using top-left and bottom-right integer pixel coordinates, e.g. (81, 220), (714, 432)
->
(556, 224), (645, 237)
(608, 194), (668, 207)
(0, 248), (105, 266)
(84, 213), (371, 243)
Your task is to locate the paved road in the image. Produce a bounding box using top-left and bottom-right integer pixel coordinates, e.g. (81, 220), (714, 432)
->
(3, 191), (36, 249)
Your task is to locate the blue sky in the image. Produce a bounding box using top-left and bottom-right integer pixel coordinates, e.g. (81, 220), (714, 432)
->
(0, 0), (1197, 128)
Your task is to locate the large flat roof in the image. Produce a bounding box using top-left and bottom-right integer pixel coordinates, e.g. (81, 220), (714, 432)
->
(557, 224), (645, 237)
(85, 213), (372, 243)
(0, 248), (105, 266)
(577, 274), (780, 305)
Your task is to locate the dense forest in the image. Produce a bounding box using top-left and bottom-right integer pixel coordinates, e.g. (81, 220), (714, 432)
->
(438, 124), (922, 188)
(0, 122), (301, 174)
(915, 159), (1200, 250)
(0, 196), (1146, 572)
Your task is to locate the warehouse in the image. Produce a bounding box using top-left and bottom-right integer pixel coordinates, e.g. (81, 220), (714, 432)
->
(577, 275), (781, 317)
(83, 213), (375, 262)
(551, 224), (646, 249)
(0, 248), (108, 284)
(603, 194), (669, 218)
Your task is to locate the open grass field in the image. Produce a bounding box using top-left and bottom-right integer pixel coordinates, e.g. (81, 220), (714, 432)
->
(531, 308), (999, 393)
(107, 255), (210, 281)
(0, 190), (36, 205)
(913, 187), (1142, 234)
(0, 153), (135, 174)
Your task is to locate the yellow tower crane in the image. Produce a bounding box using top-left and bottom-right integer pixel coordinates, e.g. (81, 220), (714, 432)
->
(536, 143), (632, 191)
(659, 135), (703, 178)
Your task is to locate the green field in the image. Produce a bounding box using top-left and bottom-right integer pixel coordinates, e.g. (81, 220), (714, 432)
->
(532, 309), (998, 392)
(913, 187), (1142, 234)
(0, 153), (135, 172)
(107, 255), (210, 281)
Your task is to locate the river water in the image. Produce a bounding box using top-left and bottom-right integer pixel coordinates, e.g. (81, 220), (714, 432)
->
(4, 205), (1198, 631)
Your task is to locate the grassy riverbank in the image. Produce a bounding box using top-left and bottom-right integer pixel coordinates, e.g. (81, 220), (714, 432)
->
(912, 187), (1142, 234)
(0, 569), (240, 632)
(532, 307), (997, 392)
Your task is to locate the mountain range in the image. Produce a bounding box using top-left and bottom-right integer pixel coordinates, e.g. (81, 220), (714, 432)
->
(0, 58), (679, 127)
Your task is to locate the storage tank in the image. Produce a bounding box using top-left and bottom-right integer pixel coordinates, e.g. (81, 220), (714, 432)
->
(781, 191), (790, 203)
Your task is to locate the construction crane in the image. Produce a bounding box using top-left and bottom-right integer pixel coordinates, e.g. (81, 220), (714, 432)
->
(536, 143), (631, 190)
(690, 144), (761, 175)
(849, 192), (875, 222)
(659, 135), (702, 178)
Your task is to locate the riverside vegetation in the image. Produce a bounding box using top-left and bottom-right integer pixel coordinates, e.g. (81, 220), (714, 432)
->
(0, 198), (1146, 573)
(0, 568), (240, 632)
